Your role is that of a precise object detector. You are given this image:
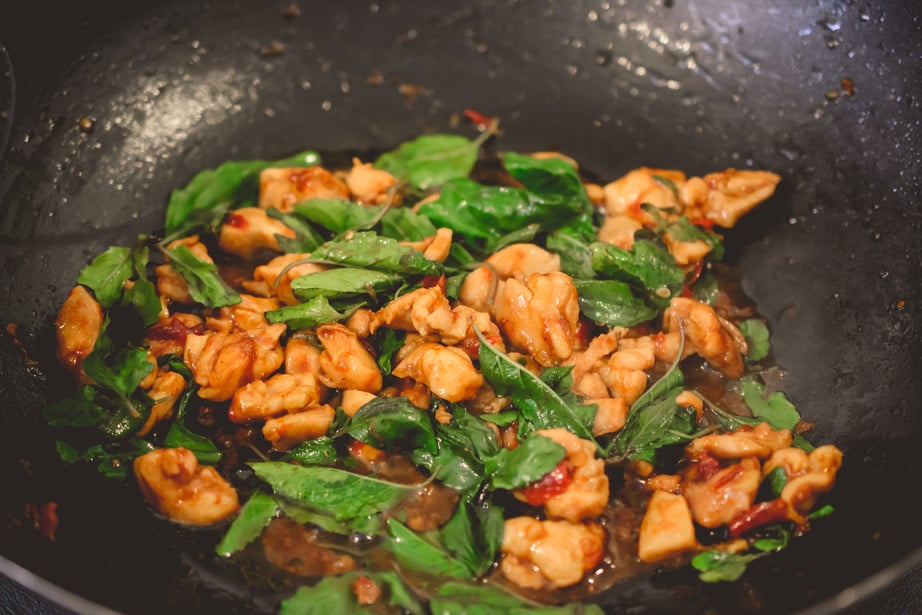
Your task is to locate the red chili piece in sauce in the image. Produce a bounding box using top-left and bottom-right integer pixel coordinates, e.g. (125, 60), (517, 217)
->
(728, 498), (789, 537)
(522, 460), (573, 506)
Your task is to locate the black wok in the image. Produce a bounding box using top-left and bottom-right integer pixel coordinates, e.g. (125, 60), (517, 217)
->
(1, 1), (920, 613)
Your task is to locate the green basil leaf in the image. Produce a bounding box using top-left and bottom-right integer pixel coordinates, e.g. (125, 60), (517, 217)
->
(385, 518), (472, 579)
(281, 437), (339, 466)
(374, 327), (406, 375)
(431, 581), (605, 614)
(289, 267), (403, 302)
(489, 434), (567, 490)
(215, 492), (279, 557)
(309, 231), (444, 276)
(55, 438), (154, 479)
(440, 499), (505, 577)
(573, 279), (657, 327)
(164, 244), (241, 308)
(266, 295), (349, 330)
(375, 134), (481, 190)
(293, 199), (385, 234)
(475, 328), (599, 451)
(380, 206), (439, 241)
(280, 572), (423, 615)
(546, 231), (595, 279)
(164, 373), (221, 464)
(763, 466), (788, 498)
(122, 277), (161, 327)
(478, 411), (520, 427)
(591, 239), (685, 305)
(266, 207), (325, 253)
(76, 246), (133, 307)
(691, 549), (765, 583)
(739, 319), (771, 362)
(752, 525), (790, 552)
(809, 504), (835, 520)
(665, 216), (725, 261)
(165, 150), (320, 235)
(249, 462), (416, 521)
(501, 152), (593, 215)
(693, 270), (720, 305)
(740, 376), (801, 430)
(339, 397), (437, 454)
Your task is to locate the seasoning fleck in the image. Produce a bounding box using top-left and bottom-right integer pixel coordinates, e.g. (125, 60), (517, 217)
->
(78, 117), (95, 133)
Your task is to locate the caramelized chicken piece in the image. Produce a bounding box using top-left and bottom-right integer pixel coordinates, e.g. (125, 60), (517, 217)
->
(602, 167), (685, 217)
(133, 447), (238, 525)
(262, 517), (356, 576)
(346, 158), (400, 205)
(657, 297), (747, 379)
(55, 285), (103, 383)
(145, 313), (205, 358)
(245, 253), (328, 306)
(340, 389), (378, 417)
(184, 324), (285, 401)
(764, 445), (843, 517)
(687, 422), (792, 461)
(154, 236), (214, 305)
(683, 458), (762, 528)
(258, 166), (350, 212)
(400, 227), (453, 263)
(663, 229), (713, 266)
(493, 272), (582, 367)
(529, 428), (609, 522)
(638, 490), (698, 563)
(589, 397), (629, 436)
(217, 207), (295, 260)
(484, 243), (561, 280)
(316, 323), (383, 392)
(391, 342), (483, 403)
(137, 370), (186, 436)
(686, 169), (781, 228)
(597, 214), (643, 249)
(501, 517), (605, 590)
(206, 294), (281, 333)
(262, 404), (336, 450)
(229, 372), (323, 423)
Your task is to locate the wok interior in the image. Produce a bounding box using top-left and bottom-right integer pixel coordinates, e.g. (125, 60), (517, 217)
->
(1, 0), (920, 613)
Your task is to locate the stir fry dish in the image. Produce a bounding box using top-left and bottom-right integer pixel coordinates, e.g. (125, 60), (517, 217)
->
(47, 128), (843, 613)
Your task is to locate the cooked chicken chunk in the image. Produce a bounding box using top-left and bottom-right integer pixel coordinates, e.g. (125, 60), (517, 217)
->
(262, 404), (336, 450)
(657, 297), (747, 379)
(217, 207), (295, 259)
(391, 342), (483, 403)
(316, 323), (383, 393)
(683, 458), (762, 528)
(532, 428), (609, 522)
(258, 166), (350, 212)
(133, 447), (238, 525)
(501, 517), (605, 590)
(638, 490), (698, 563)
(55, 285), (103, 383)
(346, 158), (400, 205)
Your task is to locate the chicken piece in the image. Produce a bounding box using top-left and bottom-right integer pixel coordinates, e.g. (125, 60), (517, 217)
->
(55, 285), (103, 383)
(485, 243), (561, 280)
(137, 370), (186, 436)
(683, 458), (762, 528)
(400, 227), (453, 262)
(133, 447), (239, 525)
(589, 397), (629, 436)
(764, 445), (843, 516)
(457, 265), (498, 313)
(370, 286), (500, 348)
(689, 169), (781, 228)
(493, 272), (581, 367)
(663, 229), (713, 266)
(597, 213), (644, 249)
(609, 335), (656, 371)
(316, 323), (383, 393)
(638, 490), (698, 563)
(285, 337), (323, 377)
(258, 166), (350, 212)
(154, 236), (214, 305)
(602, 167), (685, 216)
(229, 372), (323, 423)
(351, 576), (382, 606)
(687, 422), (792, 461)
(500, 517), (605, 590)
(392, 342), (483, 403)
(145, 313), (205, 358)
(184, 324), (285, 402)
(564, 330), (619, 399)
(206, 294), (281, 333)
(531, 428), (609, 522)
(217, 207), (295, 260)
(262, 404), (336, 450)
(658, 297), (747, 379)
(346, 158), (400, 205)
(601, 367), (648, 406)
(245, 253), (329, 306)
(340, 389), (378, 417)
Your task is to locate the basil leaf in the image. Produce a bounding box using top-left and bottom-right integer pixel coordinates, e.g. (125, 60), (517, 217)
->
(55, 438), (154, 479)
(309, 231), (444, 276)
(278, 500), (380, 535)
(266, 295), (349, 330)
(591, 239), (685, 304)
(489, 434), (567, 490)
(752, 525), (790, 552)
(339, 397), (437, 454)
(280, 572), (423, 615)
(293, 199), (385, 233)
(546, 231), (595, 279)
(693, 269), (720, 305)
(165, 150), (320, 235)
(164, 244), (241, 308)
(281, 437), (339, 466)
(440, 499), (505, 577)
(290, 268), (403, 302)
(809, 504), (835, 520)
(266, 207), (324, 253)
(122, 278), (161, 327)
(475, 328), (600, 451)
(501, 152), (593, 214)
(215, 492), (279, 557)
(380, 207), (438, 241)
(573, 279), (657, 327)
(479, 412), (519, 427)
(77, 246), (133, 307)
(374, 327), (405, 375)
(412, 443), (484, 497)
(164, 372), (221, 464)
(45, 386), (148, 441)
(740, 376), (801, 430)
(385, 518), (472, 579)
(739, 319), (770, 362)
(249, 462), (415, 521)
(763, 466), (788, 498)
(609, 387), (692, 463)
(692, 549), (765, 583)
(375, 134), (481, 190)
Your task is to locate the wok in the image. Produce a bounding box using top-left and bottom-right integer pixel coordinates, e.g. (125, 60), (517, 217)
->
(1, 0), (920, 613)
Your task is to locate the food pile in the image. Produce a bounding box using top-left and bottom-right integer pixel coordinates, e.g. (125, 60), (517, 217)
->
(47, 129), (843, 612)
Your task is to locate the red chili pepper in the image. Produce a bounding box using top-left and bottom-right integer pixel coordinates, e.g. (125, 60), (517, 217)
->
(522, 460), (573, 506)
(686, 260), (705, 286)
(694, 453), (722, 481)
(728, 498), (789, 537)
(463, 108), (495, 128)
(421, 274), (447, 294)
(689, 217), (715, 231)
(680, 284), (695, 298)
